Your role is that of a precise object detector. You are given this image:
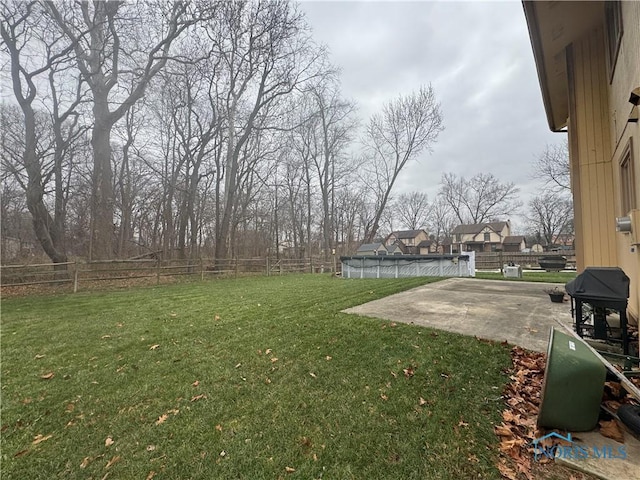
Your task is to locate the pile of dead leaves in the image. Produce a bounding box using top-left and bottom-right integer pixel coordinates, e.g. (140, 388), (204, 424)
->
(494, 346), (550, 480)
(495, 345), (640, 479)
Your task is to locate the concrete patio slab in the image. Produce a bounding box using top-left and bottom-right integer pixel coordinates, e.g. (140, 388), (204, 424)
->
(343, 277), (573, 352)
(343, 277), (640, 480)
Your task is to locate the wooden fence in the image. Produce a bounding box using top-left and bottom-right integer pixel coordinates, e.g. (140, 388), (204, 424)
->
(0, 251), (574, 293)
(473, 251), (576, 270)
(0, 256), (340, 292)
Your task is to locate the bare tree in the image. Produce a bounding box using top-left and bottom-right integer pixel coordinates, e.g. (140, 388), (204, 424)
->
(426, 195), (458, 252)
(1, 2), (83, 265)
(46, 1), (202, 259)
(393, 191), (430, 230)
(362, 84), (443, 242)
(531, 139), (570, 192)
(438, 172), (521, 225)
(525, 191), (573, 247)
(305, 77), (357, 258)
(205, 0), (325, 260)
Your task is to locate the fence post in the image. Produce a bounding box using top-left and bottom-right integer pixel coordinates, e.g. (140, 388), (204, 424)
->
(200, 258), (204, 281)
(266, 257), (270, 276)
(156, 258), (161, 285)
(235, 257), (239, 278)
(499, 251), (503, 274)
(73, 261), (79, 293)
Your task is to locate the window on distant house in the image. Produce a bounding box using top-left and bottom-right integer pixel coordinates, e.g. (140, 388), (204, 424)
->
(620, 141), (636, 214)
(605, 0), (623, 80)
(484, 232), (491, 242)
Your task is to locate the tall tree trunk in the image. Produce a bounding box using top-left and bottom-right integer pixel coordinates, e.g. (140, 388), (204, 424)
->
(90, 94), (115, 260)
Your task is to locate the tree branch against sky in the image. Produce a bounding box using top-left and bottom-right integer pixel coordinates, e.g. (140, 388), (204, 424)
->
(525, 191), (573, 246)
(45, 0), (204, 260)
(394, 191), (430, 230)
(1, 1), (82, 266)
(439, 172), (522, 225)
(531, 139), (570, 192)
(362, 84), (443, 242)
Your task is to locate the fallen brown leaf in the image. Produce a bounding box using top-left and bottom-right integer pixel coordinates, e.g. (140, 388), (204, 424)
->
(285, 466), (296, 473)
(325, 356), (332, 361)
(80, 456), (91, 468)
(419, 397), (427, 406)
(403, 366), (415, 378)
(599, 419), (624, 443)
(191, 394), (207, 402)
(215, 424), (223, 432)
(271, 357), (278, 363)
(105, 437), (114, 447)
(14, 449), (29, 458)
(494, 424), (512, 437)
(105, 455), (121, 469)
(34, 354), (45, 359)
(32, 434), (52, 445)
(155, 414), (168, 425)
(309, 372), (317, 378)
(149, 344), (160, 350)
(380, 393), (388, 401)
(265, 348), (272, 355)
(146, 471), (156, 480)
(192, 380), (199, 387)
(497, 461), (518, 480)
(40, 372), (54, 380)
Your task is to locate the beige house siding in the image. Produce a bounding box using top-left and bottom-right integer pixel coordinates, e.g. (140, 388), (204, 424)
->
(524, 0), (640, 321)
(609, 2), (640, 321)
(567, 26), (617, 269)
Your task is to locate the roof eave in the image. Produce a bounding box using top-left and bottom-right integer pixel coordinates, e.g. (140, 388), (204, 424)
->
(522, 1), (565, 132)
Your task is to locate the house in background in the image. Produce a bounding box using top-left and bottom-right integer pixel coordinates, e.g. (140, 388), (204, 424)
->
(450, 221), (511, 253)
(356, 242), (387, 256)
(417, 239), (438, 254)
(551, 233), (575, 250)
(502, 236), (527, 252)
(387, 242), (406, 255)
(524, 0), (639, 323)
(385, 229), (429, 254)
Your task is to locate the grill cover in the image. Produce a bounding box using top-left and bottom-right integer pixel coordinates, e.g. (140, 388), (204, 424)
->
(565, 267), (629, 308)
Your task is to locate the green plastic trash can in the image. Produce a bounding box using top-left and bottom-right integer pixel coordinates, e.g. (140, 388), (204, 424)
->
(537, 328), (606, 431)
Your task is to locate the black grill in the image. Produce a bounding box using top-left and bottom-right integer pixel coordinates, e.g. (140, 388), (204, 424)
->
(565, 267), (631, 354)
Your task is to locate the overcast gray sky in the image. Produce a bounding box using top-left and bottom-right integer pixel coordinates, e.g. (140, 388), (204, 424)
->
(299, 0), (567, 232)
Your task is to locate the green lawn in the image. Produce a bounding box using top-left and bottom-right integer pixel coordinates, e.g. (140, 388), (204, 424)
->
(1, 275), (511, 479)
